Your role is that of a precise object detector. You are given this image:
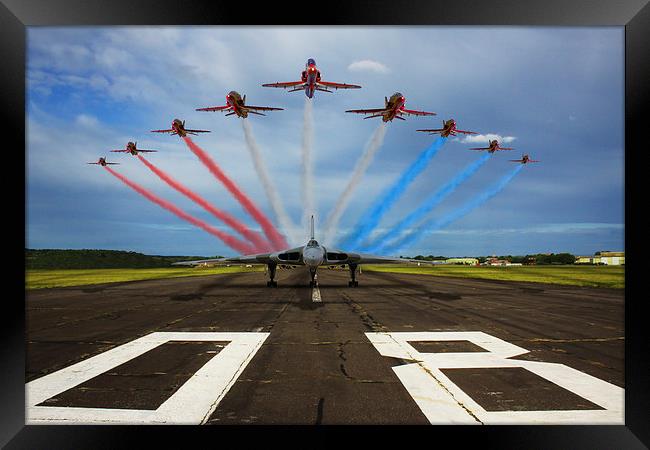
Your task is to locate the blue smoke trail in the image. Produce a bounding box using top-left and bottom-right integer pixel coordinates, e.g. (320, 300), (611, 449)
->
(362, 152), (492, 254)
(339, 137), (448, 250)
(381, 164), (524, 255)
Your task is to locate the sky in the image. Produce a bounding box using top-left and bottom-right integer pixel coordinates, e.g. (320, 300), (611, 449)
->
(26, 26), (625, 257)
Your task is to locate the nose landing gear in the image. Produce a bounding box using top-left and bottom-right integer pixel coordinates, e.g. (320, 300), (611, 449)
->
(348, 263), (359, 287)
(309, 269), (318, 288)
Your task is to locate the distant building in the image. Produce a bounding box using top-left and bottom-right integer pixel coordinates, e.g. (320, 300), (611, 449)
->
(575, 251), (624, 265)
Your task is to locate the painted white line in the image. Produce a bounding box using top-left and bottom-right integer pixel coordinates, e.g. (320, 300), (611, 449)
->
(366, 331), (624, 425)
(312, 286), (322, 302)
(26, 332), (269, 425)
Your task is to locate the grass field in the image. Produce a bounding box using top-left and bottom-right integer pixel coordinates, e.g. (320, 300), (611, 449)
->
(26, 266), (264, 290)
(363, 264), (625, 289)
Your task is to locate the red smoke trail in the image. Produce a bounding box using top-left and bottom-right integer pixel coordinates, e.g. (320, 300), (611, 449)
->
(104, 166), (257, 255)
(137, 155), (272, 252)
(182, 136), (288, 250)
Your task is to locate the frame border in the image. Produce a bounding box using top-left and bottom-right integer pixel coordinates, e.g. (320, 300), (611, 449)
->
(6, 0), (648, 447)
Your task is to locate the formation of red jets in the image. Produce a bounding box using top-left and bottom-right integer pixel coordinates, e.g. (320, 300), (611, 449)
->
(89, 58), (539, 165)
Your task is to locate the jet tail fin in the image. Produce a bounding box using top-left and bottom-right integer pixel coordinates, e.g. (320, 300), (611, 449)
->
(310, 215), (315, 240)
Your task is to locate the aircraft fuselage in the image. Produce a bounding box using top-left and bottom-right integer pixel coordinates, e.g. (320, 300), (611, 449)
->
(301, 59), (321, 98)
(226, 91), (248, 118)
(383, 92), (406, 122)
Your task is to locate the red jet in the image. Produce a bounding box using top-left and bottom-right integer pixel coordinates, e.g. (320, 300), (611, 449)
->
(417, 119), (478, 138)
(510, 154), (541, 164)
(346, 92), (436, 122)
(110, 141), (158, 156)
(262, 58), (361, 98)
(151, 119), (210, 137)
(196, 91), (283, 118)
(469, 139), (514, 154)
(87, 157), (119, 166)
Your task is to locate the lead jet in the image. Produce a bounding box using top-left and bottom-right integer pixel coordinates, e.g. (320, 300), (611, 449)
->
(110, 141), (158, 156)
(87, 157), (119, 166)
(417, 119), (478, 138)
(262, 58), (362, 98)
(174, 216), (436, 288)
(469, 139), (514, 154)
(346, 92), (436, 122)
(151, 119), (210, 137)
(509, 154), (540, 164)
(196, 91), (283, 118)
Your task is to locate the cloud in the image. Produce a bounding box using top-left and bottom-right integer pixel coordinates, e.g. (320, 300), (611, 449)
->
(75, 114), (99, 128)
(457, 134), (517, 144)
(347, 59), (390, 74)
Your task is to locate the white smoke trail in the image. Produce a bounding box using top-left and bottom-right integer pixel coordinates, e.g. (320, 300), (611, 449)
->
(301, 98), (315, 237)
(322, 122), (388, 245)
(241, 120), (299, 245)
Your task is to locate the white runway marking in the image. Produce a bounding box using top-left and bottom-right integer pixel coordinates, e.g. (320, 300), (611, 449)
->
(26, 332), (269, 424)
(312, 285), (322, 302)
(366, 331), (624, 425)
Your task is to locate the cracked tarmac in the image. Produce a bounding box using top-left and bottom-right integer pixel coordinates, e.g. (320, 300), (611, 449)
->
(26, 268), (624, 424)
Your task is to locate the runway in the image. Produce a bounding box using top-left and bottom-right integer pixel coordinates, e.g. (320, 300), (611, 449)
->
(25, 269), (624, 425)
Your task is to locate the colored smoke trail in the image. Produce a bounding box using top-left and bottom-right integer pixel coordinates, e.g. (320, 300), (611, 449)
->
(362, 152), (491, 254)
(322, 122), (387, 245)
(137, 155), (272, 252)
(241, 120), (299, 245)
(341, 137), (448, 250)
(301, 97), (315, 237)
(182, 136), (288, 250)
(381, 164), (525, 255)
(103, 166), (257, 255)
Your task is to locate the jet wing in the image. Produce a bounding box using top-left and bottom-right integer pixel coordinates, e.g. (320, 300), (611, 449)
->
(469, 147), (490, 150)
(110, 150), (129, 152)
(317, 81), (362, 90)
(196, 106), (232, 112)
(345, 108), (389, 114)
(262, 81), (304, 88)
(245, 105), (284, 111)
(136, 149), (158, 153)
(399, 108), (437, 117)
(185, 129), (211, 134)
(416, 129), (445, 133)
(150, 129), (175, 134)
(498, 147), (514, 150)
(455, 130), (479, 135)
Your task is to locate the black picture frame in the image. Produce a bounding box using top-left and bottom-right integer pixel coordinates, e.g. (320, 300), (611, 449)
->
(5, 0), (648, 447)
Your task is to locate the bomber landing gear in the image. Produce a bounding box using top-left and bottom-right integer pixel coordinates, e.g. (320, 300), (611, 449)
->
(348, 264), (359, 287)
(266, 263), (278, 288)
(309, 269), (318, 288)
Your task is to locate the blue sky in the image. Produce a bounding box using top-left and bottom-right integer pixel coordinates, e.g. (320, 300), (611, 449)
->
(26, 27), (624, 257)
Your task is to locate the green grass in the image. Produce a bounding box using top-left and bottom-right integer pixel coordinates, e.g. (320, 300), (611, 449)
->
(26, 266), (264, 290)
(363, 264), (625, 289)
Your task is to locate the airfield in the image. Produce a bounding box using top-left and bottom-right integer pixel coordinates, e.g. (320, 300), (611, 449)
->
(25, 268), (624, 425)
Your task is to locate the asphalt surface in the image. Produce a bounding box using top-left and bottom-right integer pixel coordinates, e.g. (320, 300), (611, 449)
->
(26, 268), (624, 424)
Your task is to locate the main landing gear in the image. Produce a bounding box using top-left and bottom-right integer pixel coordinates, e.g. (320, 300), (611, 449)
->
(309, 269), (318, 288)
(348, 263), (359, 287)
(266, 263), (278, 287)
